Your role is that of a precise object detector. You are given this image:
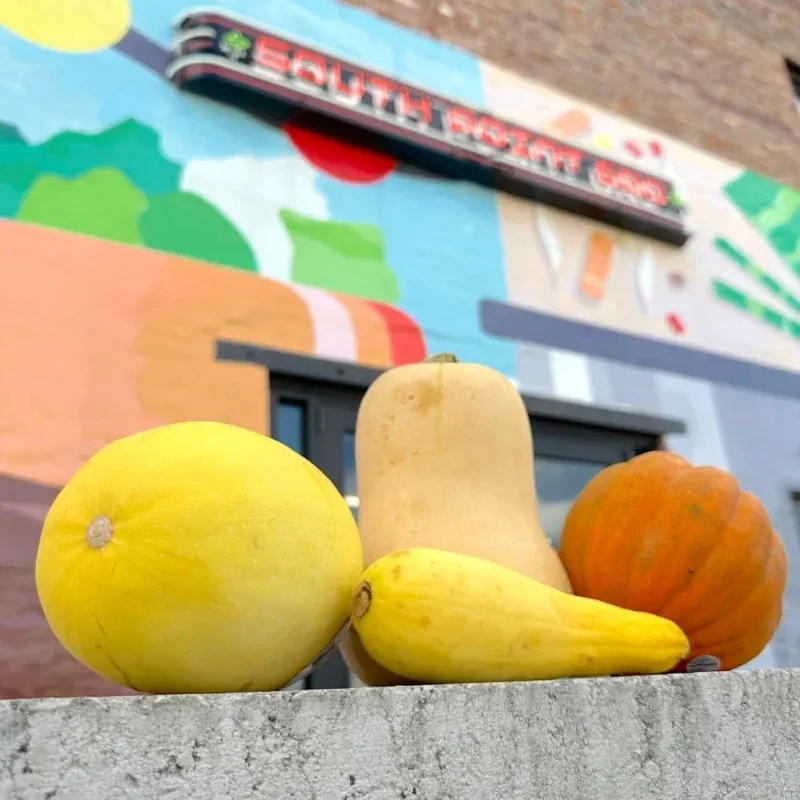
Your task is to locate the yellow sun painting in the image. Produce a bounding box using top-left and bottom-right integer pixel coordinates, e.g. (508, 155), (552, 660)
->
(1, 0), (131, 54)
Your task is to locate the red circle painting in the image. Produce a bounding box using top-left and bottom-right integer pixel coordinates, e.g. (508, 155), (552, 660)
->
(283, 120), (398, 185)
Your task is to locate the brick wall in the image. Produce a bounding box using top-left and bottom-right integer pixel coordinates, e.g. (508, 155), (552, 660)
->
(347, 0), (800, 186)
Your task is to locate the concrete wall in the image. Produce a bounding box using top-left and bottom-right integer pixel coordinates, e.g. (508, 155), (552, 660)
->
(345, 0), (800, 186)
(2, 672), (800, 799)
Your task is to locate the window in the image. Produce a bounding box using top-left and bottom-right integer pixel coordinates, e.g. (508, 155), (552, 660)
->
(269, 373), (659, 689)
(531, 418), (656, 549)
(786, 59), (800, 112)
(791, 491), (800, 539)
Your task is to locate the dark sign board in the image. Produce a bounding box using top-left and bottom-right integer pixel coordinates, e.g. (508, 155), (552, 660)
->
(167, 8), (690, 246)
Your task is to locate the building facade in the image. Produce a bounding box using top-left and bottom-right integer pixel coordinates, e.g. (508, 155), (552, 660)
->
(349, 0), (800, 186)
(1, 0), (799, 697)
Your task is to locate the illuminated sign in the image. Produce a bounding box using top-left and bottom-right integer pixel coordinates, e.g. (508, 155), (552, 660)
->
(167, 9), (689, 245)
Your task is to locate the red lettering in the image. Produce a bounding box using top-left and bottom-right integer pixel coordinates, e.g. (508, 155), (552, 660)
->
(447, 106), (476, 139)
(253, 36), (290, 74)
(292, 49), (327, 86)
(475, 116), (506, 149)
(530, 140), (583, 173)
(530, 137), (559, 168)
(593, 160), (617, 189)
(616, 169), (639, 196)
(397, 91), (432, 125)
(366, 76), (395, 111)
(637, 179), (668, 206)
(331, 64), (365, 104)
(506, 128), (531, 159)
(592, 162), (669, 206)
(560, 149), (583, 176)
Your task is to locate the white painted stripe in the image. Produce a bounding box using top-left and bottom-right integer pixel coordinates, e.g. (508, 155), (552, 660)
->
(535, 207), (561, 286)
(549, 349), (594, 404)
(293, 285), (358, 362)
(654, 373), (730, 470)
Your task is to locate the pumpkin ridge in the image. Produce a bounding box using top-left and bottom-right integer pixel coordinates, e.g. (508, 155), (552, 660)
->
(650, 481), (744, 618)
(602, 456), (681, 599)
(692, 595), (782, 669)
(657, 487), (773, 628)
(567, 463), (624, 593)
(704, 590), (784, 668)
(687, 532), (786, 651)
(621, 459), (697, 610)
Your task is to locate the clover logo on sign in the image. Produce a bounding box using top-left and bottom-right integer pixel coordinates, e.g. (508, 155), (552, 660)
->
(220, 29), (251, 61)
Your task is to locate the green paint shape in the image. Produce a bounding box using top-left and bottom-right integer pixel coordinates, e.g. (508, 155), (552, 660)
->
(724, 170), (800, 284)
(712, 278), (800, 341)
(724, 172), (781, 219)
(0, 118), (180, 218)
(714, 237), (748, 267)
(139, 192), (257, 272)
(714, 237), (800, 316)
(769, 222), (800, 260)
(752, 187), (800, 230)
(281, 209), (399, 303)
(17, 168), (147, 245)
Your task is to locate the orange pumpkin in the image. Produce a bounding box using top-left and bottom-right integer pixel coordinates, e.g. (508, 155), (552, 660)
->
(559, 450), (787, 671)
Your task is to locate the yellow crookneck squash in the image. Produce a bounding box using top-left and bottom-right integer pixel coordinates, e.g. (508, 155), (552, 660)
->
(352, 548), (689, 684)
(340, 353), (572, 686)
(559, 450), (787, 671)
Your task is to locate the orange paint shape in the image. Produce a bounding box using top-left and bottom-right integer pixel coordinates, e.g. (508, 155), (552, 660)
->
(546, 108), (592, 139)
(579, 231), (615, 302)
(0, 221), (398, 487)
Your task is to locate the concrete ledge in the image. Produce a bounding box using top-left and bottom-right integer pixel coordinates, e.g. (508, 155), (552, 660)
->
(2, 670), (800, 799)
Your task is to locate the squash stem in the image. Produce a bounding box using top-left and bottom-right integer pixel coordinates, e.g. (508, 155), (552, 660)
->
(353, 581), (372, 620)
(423, 352), (458, 364)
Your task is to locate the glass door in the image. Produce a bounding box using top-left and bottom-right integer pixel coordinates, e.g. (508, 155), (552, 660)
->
(270, 377), (360, 690)
(304, 402), (358, 690)
(314, 405), (359, 523)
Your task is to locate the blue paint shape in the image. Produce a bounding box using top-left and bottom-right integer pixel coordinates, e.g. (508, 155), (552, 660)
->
(0, 31), (293, 162)
(376, 173), (515, 375)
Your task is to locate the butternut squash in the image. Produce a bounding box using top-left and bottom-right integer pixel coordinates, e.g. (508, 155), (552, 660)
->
(340, 353), (572, 685)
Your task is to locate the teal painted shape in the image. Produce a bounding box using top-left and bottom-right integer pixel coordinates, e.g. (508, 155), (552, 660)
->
(752, 187), (800, 230)
(724, 170), (800, 282)
(724, 172), (782, 218)
(37, 119), (181, 196)
(771, 222), (800, 261)
(139, 192), (258, 272)
(0, 118), (181, 218)
(0, 123), (24, 144)
(714, 237), (800, 316)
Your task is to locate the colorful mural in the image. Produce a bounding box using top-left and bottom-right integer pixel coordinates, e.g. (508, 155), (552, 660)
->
(1, 0), (800, 693)
(479, 63), (800, 396)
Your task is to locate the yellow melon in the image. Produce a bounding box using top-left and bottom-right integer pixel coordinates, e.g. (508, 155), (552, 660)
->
(35, 421), (363, 694)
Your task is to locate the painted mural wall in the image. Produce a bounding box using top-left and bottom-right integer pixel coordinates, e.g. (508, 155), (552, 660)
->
(1, 0), (799, 696)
